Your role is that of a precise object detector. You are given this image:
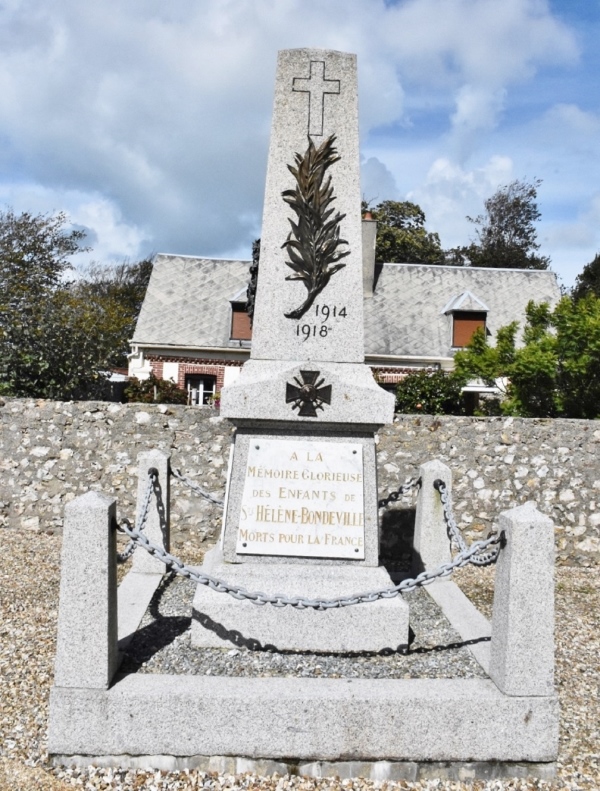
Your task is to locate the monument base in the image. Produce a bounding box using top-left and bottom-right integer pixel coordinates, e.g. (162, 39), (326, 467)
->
(50, 754), (557, 782)
(48, 675), (559, 767)
(191, 547), (409, 652)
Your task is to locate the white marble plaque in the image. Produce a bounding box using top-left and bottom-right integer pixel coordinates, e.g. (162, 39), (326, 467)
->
(236, 439), (364, 559)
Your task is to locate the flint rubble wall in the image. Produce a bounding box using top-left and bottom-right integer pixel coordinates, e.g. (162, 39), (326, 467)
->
(1, 398), (598, 566)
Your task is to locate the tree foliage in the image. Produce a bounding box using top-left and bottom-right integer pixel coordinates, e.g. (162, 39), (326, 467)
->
(368, 200), (444, 265)
(0, 209), (98, 399)
(0, 208), (152, 400)
(73, 258), (153, 368)
(572, 253), (600, 301)
(461, 179), (550, 270)
(395, 369), (466, 415)
(0, 209), (86, 303)
(454, 295), (600, 418)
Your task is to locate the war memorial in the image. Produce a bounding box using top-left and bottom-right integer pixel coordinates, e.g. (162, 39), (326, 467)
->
(48, 49), (559, 782)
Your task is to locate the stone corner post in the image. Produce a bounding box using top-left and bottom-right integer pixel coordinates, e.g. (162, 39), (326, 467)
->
(413, 459), (452, 573)
(489, 501), (555, 696)
(54, 490), (118, 689)
(132, 449), (171, 574)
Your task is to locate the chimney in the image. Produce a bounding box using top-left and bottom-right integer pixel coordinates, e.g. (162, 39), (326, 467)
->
(362, 214), (377, 297)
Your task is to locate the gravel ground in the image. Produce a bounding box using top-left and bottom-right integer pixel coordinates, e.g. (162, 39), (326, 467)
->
(1, 529), (599, 791)
(121, 577), (487, 680)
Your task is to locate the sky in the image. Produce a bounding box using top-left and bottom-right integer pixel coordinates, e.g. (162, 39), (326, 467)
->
(0, 0), (598, 288)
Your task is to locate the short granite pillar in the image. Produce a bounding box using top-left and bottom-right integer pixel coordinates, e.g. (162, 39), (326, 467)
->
(132, 450), (170, 574)
(489, 502), (555, 696)
(413, 459), (452, 573)
(54, 491), (118, 689)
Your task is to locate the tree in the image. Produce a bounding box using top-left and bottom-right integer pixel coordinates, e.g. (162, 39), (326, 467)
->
(452, 321), (517, 394)
(395, 369), (466, 415)
(462, 179), (550, 270)
(368, 200), (444, 265)
(454, 295), (600, 418)
(0, 289), (120, 401)
(0, 209), (86, 303)
(0, 209), (98, 399)
(572, 253), (600, 301)
(0, 208), (153, 399)
(550, 295), (600, 418)
(73, 258), (153, 368)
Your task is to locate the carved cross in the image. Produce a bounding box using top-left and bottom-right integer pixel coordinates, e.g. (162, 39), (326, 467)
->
(292, 61), (340, 136)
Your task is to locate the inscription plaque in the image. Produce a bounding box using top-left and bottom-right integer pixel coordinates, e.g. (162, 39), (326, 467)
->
(236, 439), (365, 559)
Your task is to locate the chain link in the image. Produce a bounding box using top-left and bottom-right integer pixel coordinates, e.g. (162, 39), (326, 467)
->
(116, 471), (505, 608)
(378, 476), (421, 508)
(116, 468), (157, 563)
(434, 478), (504, 566)
(171, 467), (224, 507)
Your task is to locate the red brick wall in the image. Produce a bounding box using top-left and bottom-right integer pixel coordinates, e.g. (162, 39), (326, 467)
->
(146, 356), (244, 394)
(149, 360), (164, 379)
(177, 363), (225, 392)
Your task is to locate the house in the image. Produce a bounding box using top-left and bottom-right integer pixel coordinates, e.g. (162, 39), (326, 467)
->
(128, 221), (561, 405)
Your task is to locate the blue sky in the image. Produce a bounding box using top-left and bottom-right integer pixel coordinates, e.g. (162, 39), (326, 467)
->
(0, 0), (598, 287)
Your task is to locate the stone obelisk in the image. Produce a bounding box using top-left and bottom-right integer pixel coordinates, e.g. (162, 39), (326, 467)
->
(192, 49), (404, 652)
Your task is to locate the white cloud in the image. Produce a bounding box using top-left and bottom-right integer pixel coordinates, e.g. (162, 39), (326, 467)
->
(0, 181), (148, 268)
(449, 86), (507, 162)
(531, 103), (600, 148)
(542, 194), (600, 287)
(408, 155), (514, 248)
(0, 0), (581, 269)
(361, 157), (401, 204)
(70, 197), (150, 266)
(383, 0), (577, 86)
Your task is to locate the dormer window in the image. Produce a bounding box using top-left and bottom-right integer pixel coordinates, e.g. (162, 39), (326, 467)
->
(452, 311), (487, 347)
(442, 290), (489, 349)
(230, 302), (252, 341)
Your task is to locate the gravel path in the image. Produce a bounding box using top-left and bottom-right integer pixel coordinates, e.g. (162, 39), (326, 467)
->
(1, 529), (599, 790)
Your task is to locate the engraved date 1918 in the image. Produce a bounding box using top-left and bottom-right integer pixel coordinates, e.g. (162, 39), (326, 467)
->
(295, 304), (347, 341)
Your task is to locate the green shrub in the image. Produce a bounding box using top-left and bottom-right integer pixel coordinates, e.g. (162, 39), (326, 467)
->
(124, 373), (188, 405)
(395, 369), (466, 415)
(473, 396), (503, 416)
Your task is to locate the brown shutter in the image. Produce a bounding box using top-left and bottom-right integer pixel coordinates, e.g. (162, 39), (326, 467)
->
(453, 311), (486, 347)
(231, 304), (252, 340)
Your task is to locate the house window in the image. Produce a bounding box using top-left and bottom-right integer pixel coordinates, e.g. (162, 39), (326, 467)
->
(230, 303), (252, 340)
(186, 375), (217, 406)
(452, 311), (487, 347)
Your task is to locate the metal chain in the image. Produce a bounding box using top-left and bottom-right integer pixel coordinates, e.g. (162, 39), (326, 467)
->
(378, 476), (421, 509)
(433, 478), (467, 554)
(171, 467), (224, 508)
(171, 466), (414, 510)
(116, 471), (505, 608)
(434, 479), (504, 566)
(116, 468), (157, 563)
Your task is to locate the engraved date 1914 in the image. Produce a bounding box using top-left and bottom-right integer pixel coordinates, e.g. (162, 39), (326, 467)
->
(295, 304), (347, 341)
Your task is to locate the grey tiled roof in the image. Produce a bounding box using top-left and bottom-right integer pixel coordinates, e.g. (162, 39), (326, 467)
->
(133, 255), (561, 359)
(132, 254), (251, 348)
(364, 264), (561, 359)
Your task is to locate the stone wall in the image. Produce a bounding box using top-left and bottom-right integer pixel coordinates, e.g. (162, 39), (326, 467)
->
(0, 399), (232, 556)
(1, 398), (598, 566)
(377, 415), (600, 567)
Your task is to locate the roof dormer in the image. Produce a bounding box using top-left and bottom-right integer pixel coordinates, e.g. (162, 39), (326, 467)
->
(441, 290), (489, 348)
(229, 287), (252, 343)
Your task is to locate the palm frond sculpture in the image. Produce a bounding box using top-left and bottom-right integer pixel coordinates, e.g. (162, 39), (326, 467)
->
(281, 134), (350, 320)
